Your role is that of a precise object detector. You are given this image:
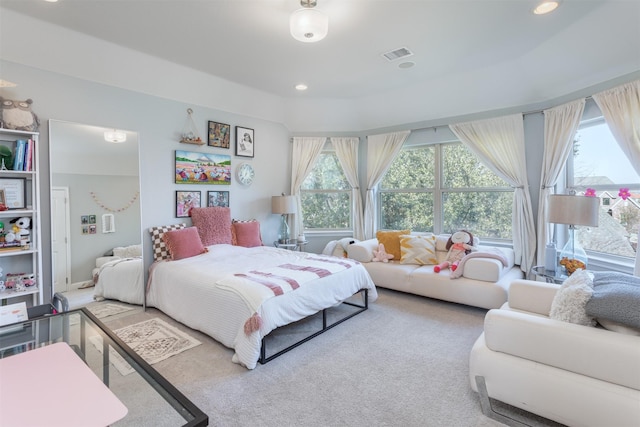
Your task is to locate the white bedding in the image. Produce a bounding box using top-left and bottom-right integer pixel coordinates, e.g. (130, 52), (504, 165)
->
(146, 244), (377, 369)
(94, 257), (144, 305)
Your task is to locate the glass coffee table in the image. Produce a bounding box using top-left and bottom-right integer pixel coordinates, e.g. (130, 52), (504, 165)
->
(0, 305), (208, 426)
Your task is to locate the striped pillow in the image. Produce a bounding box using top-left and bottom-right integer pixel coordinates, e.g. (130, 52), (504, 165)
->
(399, 234), (438, 265)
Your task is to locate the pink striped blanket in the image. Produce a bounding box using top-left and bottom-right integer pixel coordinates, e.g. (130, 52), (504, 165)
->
(216, 255), (359, 334)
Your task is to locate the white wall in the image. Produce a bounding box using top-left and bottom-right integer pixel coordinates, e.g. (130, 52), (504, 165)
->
(0, 60), (290, 302)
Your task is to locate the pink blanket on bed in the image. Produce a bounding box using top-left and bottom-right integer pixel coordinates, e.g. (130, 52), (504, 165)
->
(449, 248), (508, 279)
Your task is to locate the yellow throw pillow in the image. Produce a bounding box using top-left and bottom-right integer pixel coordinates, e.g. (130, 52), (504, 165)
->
(376, 229), (410, 261)
(399, 234), (438, 265)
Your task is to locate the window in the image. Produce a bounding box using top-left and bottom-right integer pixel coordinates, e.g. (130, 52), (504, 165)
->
(569, 118), (639, 259)
(300, 150), (351, 230)
(379, 142), (513, 240)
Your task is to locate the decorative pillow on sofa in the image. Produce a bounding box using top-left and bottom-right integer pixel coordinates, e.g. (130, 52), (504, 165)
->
(190, 207), (232, 246)
(399, 234), (437, 265)
(148, 223), (186, 262)
(549, 269), (596, 326)
(586, 271), (640, 329)
(376, 229), (410, 261)
(162, 227), (207, 260)
(231, 219), (263, 247)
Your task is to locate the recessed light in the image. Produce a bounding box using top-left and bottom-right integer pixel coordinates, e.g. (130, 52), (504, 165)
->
(533, 1), (560, 15)
(295, 83), (308, 91)
(398, 61), (415, 69)
(44, 0), (59, 2)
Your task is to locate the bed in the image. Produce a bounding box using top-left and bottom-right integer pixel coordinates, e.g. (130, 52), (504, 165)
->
(146, 244), (377, 369)
(93, 244), (144, 305)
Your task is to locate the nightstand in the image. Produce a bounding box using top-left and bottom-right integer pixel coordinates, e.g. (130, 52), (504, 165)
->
(274, 241), (308, 251)
(530, 265), (566, 284)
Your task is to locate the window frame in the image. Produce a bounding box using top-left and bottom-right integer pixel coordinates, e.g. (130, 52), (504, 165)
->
(300, 148), (353, 233)
(377, 141), (514, 244)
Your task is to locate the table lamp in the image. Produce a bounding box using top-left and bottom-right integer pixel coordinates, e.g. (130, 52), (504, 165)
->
(547, 194), (600, 273)
(272, 195), (296, 244)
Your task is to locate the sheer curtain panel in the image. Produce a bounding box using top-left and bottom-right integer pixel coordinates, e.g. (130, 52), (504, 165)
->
(364, 131), (410, 239)
(536, 99), (586, 268)
(450, 114), (536, 275)
(290, 137), (327, 238)
(331, 137), (365, 240)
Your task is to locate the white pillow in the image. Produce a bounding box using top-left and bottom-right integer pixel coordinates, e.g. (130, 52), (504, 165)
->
(399, 234), (438, 265)
(549, 269), (596, 326)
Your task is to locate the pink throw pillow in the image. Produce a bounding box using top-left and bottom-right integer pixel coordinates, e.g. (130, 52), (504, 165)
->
(233, 221), (263, 247)
(190, 207), (232, 245)
(162, 227), (207, 260)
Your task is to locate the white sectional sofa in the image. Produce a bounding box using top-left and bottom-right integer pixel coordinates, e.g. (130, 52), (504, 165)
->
(346, 234), (524, 309)
(469, 279), (640, 427)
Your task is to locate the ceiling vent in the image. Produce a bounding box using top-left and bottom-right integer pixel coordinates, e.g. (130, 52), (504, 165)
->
(382, 47), (414, 62)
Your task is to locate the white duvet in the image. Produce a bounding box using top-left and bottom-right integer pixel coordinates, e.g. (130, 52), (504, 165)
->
(94, 257), (144, 305)
(146, 245), (377, 369)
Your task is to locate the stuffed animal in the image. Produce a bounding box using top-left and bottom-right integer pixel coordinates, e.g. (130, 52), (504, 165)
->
(0, 98), (40, 131)
(372, 243), (394, 262)
(10, 217), (30, 244)
(322, 237), (360, 258)
(434, 230), (476, 273)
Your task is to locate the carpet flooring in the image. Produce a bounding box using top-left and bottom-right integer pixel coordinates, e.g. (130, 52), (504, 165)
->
(97, 288), (565, 427)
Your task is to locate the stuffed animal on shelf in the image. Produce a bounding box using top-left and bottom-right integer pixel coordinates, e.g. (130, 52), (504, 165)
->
(372, 243), (394, 263)
(0, 97), (40, 131)
(434, 230), (476, 273)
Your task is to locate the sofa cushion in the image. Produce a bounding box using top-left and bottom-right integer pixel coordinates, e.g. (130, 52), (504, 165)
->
(483, 308), (640, 391)
(399, 234), (437, 265)
(376, 229), (410, 260)
(585, 271), (640, 329)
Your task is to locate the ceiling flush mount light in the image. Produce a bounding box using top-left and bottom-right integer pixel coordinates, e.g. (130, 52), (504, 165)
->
(295, 83), (308, 91)
(104, 129), (127, 143)
(290, 0), (328, 43)
(533, 1), (560, 15)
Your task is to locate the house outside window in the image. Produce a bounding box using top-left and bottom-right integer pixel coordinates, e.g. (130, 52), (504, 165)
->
(300, 150), (351, 230)
(568, 117), (639, 260)
(378, 142), (513, 240)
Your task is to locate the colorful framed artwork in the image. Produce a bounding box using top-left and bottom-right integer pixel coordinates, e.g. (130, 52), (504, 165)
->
(235, 126), (254, 158)
(176, 191), (201, 218)
(207, 191), (229, 208)
(208, 120), (230, 148)
(175, 150), (231, 185)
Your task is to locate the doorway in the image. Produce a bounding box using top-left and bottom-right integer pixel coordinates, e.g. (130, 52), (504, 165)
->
(51, 187), (71, 294)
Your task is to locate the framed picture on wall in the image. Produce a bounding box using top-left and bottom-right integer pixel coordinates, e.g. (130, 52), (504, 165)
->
(175, 150), (231, 185)
(207, 191), (229, 208)
(176, 191), (201, 218)
(208, 121), (230, 148)
(235, 126), (254, 158)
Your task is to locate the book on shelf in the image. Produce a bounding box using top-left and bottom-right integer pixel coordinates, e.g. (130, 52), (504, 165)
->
(9, 139), (34, 172)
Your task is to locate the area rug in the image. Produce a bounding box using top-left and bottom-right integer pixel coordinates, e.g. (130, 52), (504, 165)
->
(90, 318), (201, 376)
(69, 303), (136, 325)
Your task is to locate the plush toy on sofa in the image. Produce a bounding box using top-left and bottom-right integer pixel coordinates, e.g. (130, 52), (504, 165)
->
(0, 98), (40, 131)
(372, 243), (394, 262)
(434, 230), (476, 273)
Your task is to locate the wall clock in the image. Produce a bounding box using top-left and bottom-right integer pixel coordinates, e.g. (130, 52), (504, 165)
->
(236, 162), (255, 186)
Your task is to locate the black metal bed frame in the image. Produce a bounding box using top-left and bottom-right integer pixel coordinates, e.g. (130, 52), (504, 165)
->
(258, 288), (369, 364)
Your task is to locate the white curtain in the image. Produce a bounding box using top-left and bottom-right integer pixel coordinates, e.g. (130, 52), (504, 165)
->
(593, 80), (640, 176)
(364, 131), (411, 239)
(536, 99), (586, 268)
(331, 137), (365, 240)
(290, 137), (326, 237)
(450, 114), (536, 274)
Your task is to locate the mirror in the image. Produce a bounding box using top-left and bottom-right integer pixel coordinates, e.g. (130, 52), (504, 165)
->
(49, 120), (141, 301)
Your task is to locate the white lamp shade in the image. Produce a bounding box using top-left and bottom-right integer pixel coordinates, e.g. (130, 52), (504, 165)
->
(547, 195), (600, 227)
(272, 195), (297, 215)
(290, 8), (328, 42)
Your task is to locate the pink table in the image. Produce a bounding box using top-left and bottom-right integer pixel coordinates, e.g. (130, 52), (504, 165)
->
(0, 342), (128, 427)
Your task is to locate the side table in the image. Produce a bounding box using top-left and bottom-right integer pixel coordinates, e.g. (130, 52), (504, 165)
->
(530, 265), (566, 284)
